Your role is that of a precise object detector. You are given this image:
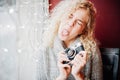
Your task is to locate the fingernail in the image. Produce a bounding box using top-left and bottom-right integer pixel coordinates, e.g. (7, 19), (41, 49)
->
(80, 54), (83, 57)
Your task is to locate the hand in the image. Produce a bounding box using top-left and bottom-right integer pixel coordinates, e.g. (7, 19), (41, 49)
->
(71, 51), (87, 78)
(57, 51), (71, 80)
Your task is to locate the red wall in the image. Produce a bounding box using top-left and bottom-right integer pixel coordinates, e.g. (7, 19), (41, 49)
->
(49, 0), (120, 48)
(49, 0), (60, 11)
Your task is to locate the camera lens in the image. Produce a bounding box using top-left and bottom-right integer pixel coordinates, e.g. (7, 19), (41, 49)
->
(67, 49), (76, 60)
(64, 43), (84, 61)
(67, 49), (74, 56)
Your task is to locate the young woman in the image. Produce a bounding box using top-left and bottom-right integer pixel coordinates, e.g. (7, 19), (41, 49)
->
(38, 0), (103, 80)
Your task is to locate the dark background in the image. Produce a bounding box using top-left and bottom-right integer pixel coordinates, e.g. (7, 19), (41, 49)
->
(49, 0), (120, 48)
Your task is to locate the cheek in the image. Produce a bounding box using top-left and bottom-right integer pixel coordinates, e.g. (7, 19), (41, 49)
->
(58, 22), (66, 33)
(58, 26), (64, 40)
(58, 27), (61, 35)
(58, 25), (62, 35)
(60, 18), (68, 26)
(76, 26), (84, 35)
(78, 28), (83, 34)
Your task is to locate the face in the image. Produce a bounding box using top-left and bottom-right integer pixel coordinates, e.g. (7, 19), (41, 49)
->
(58, 9), (89, 42)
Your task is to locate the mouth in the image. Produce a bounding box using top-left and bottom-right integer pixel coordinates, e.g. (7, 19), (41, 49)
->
(62, 29), (69, 36)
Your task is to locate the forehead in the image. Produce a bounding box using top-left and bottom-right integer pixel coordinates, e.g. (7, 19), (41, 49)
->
(73, 9), (89, 23)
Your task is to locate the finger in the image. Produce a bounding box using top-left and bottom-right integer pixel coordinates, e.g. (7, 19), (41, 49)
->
(58, 51), (65, 57)
(58, 56), (70, 65)
(58, 51), (68, 59)
(58, 62), (71, 68)
(78, 51), (87, 60)
(58, 51), (66, 56)
(75, 54), (87, 64)
(72, 54), (86, 66)
(72, 58), (86, 69)
(58, 55), (70, 63)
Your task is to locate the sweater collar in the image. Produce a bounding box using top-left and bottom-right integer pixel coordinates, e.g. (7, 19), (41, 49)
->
(53, 36), (81, 54)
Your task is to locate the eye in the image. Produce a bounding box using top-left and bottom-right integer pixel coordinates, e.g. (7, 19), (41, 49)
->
(76, 20), (82, 26)
(68, 14), (73, 19)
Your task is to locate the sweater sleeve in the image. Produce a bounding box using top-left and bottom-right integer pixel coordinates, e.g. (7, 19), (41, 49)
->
(91, 47), (103, 80)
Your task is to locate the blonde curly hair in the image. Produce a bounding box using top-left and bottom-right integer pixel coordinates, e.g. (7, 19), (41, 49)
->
(43, 0), (98, 55)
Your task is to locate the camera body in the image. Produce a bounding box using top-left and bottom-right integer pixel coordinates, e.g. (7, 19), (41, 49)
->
(64, 43), (84, 60)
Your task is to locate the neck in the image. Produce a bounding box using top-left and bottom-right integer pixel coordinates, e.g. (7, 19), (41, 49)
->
(64, 38), (75, 48)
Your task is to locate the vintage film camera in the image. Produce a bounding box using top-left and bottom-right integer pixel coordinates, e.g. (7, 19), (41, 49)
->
(64, 43), (84, 61)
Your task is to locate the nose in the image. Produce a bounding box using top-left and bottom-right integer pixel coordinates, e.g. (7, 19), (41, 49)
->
(67, 19), (75, 27)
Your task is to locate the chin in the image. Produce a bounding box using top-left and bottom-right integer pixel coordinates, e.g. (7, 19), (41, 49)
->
(58, 35), (68, 41)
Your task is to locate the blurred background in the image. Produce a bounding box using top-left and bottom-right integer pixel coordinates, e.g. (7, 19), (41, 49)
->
(0, 0), (120, 80)
(0, 0), (49, 80)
